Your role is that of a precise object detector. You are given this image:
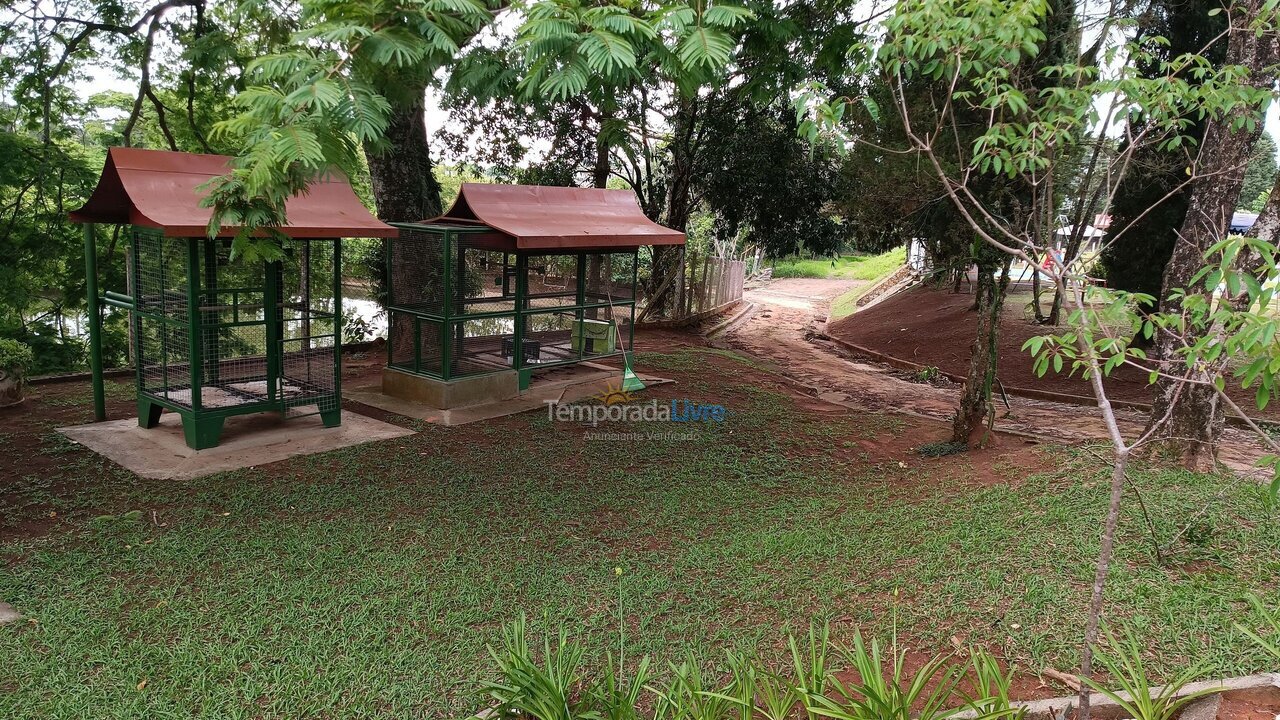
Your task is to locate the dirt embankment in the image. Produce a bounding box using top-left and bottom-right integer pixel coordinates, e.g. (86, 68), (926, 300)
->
(828, 285), (1279, 421)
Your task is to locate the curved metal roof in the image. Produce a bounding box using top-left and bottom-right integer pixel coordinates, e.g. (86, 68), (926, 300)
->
(69, 147), (397, 238)
(429, 183), (686, 250)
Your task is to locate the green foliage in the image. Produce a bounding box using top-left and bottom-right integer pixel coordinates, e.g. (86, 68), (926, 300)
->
(0, 338), (35, 378)
(1236, 594), (1280, 663)
(205, 0), (497, 260)
(700, 99), (847, 258)
(1101, 0), (1229, 299)
(805, 630), (963, 720)
(1240, 133), (1278, 213)
(913, 366), (942, 383)
(480, 616), (591, 720)
(916, 441), (967, 457)
(470, 616), (1026, 720)
(771, 250), (906, 280)
(1080, 626), (1218, 720)
(1022, 235), (1280, 500)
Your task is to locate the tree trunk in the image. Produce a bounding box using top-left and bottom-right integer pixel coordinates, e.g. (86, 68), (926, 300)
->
(953, 257), (1011, 446)
(1147, 2), (1279, 471)
(363, 86), (445, 362)
(649, 96), (699, 319)
(1076, 446), (1130, 720)
(592, 117), (611, 190)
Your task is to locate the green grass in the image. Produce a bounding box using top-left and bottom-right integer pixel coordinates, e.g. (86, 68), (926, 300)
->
(2, 349), (1279, 719)
(788, 245), (901, 319)
(770, 247), (905, 282)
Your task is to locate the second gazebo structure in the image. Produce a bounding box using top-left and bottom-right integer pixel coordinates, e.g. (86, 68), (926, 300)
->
(384, 183), (685, 408)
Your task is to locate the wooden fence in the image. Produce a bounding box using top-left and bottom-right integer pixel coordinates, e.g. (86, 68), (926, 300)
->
(639, 255), (746, 325)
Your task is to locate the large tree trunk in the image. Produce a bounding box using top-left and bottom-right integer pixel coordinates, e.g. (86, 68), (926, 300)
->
(363, 87), (445, 362)
(648, 96), (699, 319)
(1147, 3), (1279, 471)
(953, 257), (1012, 446)
(365, 92), (443, 222)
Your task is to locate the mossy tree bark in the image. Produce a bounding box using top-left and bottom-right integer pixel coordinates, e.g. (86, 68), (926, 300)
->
(1146, 1), (1280, 471)
(364, 86), (445, 365)
(952, 254), (1012, 447)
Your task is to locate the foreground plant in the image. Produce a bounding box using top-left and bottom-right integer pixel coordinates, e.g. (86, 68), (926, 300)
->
(793, 628), (990, 720)
(469, 618), (1027, 720)
(479, 615), (590, 720)
(1236, 593), (1280, 663)
(1079, 626), (1219, 720)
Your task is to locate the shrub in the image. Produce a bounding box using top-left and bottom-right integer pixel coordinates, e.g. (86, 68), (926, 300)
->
(0, 338), (35, 379)
(917, 441), (968, 457)
(1080, 626), (1218, 720)
(913, 366), (941, 383)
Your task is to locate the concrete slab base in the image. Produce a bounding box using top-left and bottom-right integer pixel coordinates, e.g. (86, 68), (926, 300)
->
(0, 601), (22, 625)
(382, 366), (518, 409)
(58, 410), (414, 481)
(346, 363), (675, 426)
(955, 672), (1280, 720)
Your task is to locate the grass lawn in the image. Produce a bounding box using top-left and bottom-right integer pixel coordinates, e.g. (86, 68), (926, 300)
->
(2, 343), (1279, 719)
(770, 247), (905, 282)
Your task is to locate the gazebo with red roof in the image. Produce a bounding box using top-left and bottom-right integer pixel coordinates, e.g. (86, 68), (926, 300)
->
(70, 147), (396, 449)
(382, 183), (685, 408)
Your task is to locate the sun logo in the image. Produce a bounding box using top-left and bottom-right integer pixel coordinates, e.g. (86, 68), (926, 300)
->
(595, 379), (635, 406)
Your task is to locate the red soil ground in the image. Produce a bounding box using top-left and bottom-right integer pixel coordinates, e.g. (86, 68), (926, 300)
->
(828, 285), (1279, 420)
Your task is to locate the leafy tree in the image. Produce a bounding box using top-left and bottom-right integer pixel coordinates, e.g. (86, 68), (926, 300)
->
(1099, 0), (1228, 305)
(1146, 0), (1280, 471)
(800, 0), (1280, 715)
(699, 98), (845, 258)
(1241, 132), (1278, 212)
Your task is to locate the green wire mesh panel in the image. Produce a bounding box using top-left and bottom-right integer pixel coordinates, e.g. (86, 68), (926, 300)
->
(134, 228), (193, 406)
(584, 252), (636, 302)
(131, 230), (340, 419)
(527, 254), (580, 309)
(456, 237), (516, 316)
(278, 238), (340, 418)
(195, 238), (270, 408)
(387, 227), (446, 373)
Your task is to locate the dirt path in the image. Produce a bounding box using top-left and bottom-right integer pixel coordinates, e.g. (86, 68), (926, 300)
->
(718, 278), (1270, 477)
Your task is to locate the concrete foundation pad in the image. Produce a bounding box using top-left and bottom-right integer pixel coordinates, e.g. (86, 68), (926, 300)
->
(346, 364), (675, 426)
(58, 410), (414, 481)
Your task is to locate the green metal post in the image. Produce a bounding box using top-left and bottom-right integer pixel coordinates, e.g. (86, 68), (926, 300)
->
(454, 231), (466, 358)
(182, 236), (228, 450)
(440, 231), (452, 381)
(186, 238), (203, 413)
(84, 224), (106, 422)
(264, 258), (281, 402)
(322, 238), (342, 428)
(630, 250), (638, 354)
(515, 253), (530, 391)
(575, 252), (587, 358)
(384, 236), (394, 368)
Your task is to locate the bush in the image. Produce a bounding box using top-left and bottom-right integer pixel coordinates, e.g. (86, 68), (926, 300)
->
(0, 337), (34, 378)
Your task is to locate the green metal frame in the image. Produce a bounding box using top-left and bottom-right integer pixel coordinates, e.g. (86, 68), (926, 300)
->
(85, 226), (344, 450)
(387, 223), (639, 393)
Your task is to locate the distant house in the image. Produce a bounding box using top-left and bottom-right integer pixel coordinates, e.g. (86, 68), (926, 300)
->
(1231, 212), (1259, 234)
